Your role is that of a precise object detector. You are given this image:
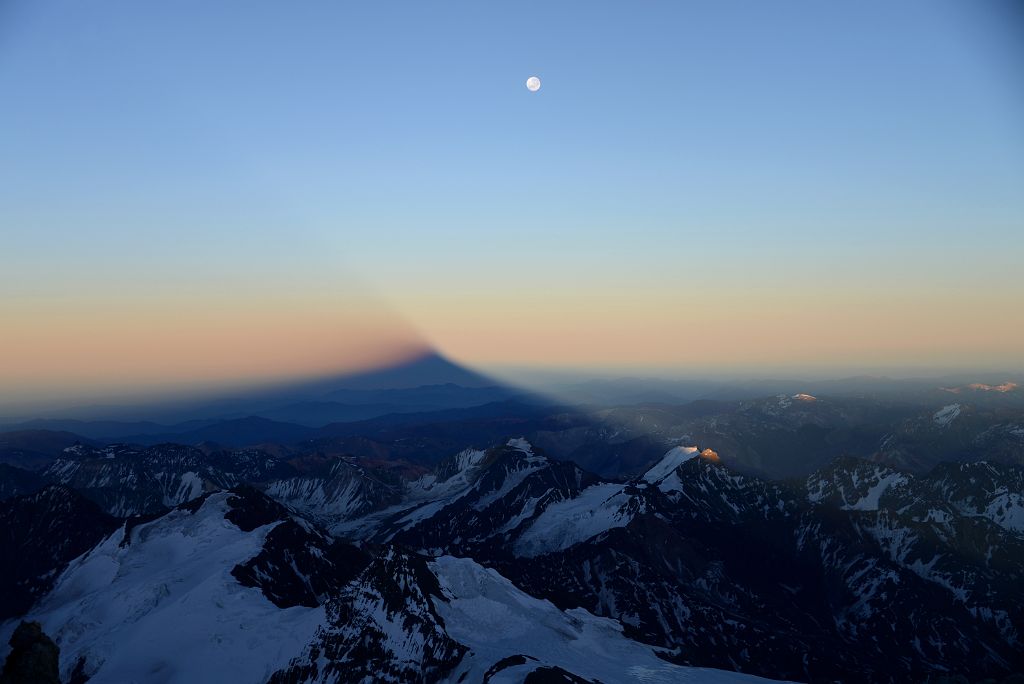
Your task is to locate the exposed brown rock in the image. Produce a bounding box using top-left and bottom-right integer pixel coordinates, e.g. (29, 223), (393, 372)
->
(0, 621), (60, 684)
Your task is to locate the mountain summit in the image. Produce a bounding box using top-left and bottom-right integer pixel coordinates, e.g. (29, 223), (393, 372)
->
(318, 351), (496, 390)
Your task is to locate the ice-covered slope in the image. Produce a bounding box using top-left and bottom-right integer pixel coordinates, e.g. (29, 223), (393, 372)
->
(642, 445), (699, 483)
(933, 403), (962, 427)
(432, 555), (784, 683)
(513, 482), (637, 557)
(0, 492), (327, 684)
(272, 546), (788, 684)
(512, 444), (784, 558)
(265, 457), (402, 526)
(326, 447), (497, 539)
(330, 439), (597, 554)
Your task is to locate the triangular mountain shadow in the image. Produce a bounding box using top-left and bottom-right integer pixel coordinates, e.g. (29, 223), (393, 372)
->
(6, 350), (546, 434)
(168, 350), (526, 422)
(318, 350), (495, 391)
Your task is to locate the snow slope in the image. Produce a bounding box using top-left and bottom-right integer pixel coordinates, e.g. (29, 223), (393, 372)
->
(806, 463), (910, 511)
(513, 445), (703, 557)
(332, 441), (548, 541)
(846, 471), (908, 510)
(330, 451), (492, 540)
(982, 491), (1024, 533)
(432, 555), (787, 683)
(513, 483), (635, 558)
(933, 404), (961, 427)
(0, 493), (323, 684)
(643, 446), (700, 483)
(265, 459), (399, 526)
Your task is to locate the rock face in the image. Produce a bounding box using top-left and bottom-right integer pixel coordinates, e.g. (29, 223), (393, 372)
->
(230, 516), (370, 608)
(0, 485), (118, 620)
(270, 546), (467, 684)
(0, 621), (60, 684)
(0, 465), (47, 502)
(220, 486), (373, 609)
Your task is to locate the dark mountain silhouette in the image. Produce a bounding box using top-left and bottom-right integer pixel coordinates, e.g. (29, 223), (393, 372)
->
(317, 351), (496, 390)
(114, 416), (318, 448)
(2, 419), (217, 441)
(0, 430), (93, 470)
(0, 351), (532, 439)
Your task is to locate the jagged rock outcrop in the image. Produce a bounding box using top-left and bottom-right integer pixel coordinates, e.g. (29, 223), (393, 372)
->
(0, 621), (60, 684)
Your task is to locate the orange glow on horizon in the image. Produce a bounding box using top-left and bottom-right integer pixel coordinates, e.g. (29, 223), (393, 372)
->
(395, 286), (1024, 371)
(0, 290), (427, 404)
(3, 278), (1022, 407)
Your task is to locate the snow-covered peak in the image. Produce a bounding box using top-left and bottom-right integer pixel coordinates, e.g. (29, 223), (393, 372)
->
(451, 447), (486, 473)
(429, 448), (489, 488)
(642, 446), (700, 484)
(792, 393), (817, 402)
(933, 403), (961, 427)
(506, 437), (534, 455)
(4, 492), (324, 683)
(512, 445), (737, 557)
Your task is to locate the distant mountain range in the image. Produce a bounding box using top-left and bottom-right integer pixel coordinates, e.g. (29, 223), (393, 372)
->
(0, 351), (529, 428)
(3, 382), (1024, 483)
(534, 371), (1024, 407)
(6, 354), (1022, 437)
(0, 352), (547, 444)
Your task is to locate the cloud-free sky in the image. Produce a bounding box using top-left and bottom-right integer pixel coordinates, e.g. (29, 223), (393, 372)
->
(2, 0), (1022, 401)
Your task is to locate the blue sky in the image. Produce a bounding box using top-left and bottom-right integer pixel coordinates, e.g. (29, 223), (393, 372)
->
(1, 0), (1022, 394)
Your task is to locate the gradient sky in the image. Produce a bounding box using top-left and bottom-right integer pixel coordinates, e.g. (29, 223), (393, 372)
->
(2, 0), (1023, 401)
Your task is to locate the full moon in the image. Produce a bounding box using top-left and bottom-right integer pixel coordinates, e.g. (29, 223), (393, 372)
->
(526, 76), (541, 92)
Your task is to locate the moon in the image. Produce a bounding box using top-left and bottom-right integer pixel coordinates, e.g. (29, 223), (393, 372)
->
(526, 76), (541, 92)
